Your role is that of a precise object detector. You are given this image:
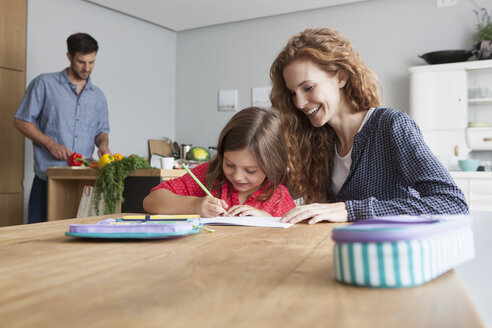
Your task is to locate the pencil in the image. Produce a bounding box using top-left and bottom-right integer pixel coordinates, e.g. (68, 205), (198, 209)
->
(181, 163), (228, 216)
(181, 163), (213, 196)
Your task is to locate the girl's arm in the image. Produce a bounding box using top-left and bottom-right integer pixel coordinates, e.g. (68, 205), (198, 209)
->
(143, 188), (228, 218)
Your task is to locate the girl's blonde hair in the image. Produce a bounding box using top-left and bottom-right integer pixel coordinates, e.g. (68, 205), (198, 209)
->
(206, 107), (288, 201)
(270, 28), (382, 203)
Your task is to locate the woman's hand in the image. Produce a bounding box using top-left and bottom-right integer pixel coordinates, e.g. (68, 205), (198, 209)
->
(194, 196), (228, 218)
(227, 205), (271, 217)
(281, 202), (348, 224)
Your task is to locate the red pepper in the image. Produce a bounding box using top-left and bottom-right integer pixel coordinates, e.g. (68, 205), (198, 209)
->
(68, 153), (85, 166)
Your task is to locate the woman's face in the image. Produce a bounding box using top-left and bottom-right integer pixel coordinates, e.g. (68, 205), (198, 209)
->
(222, 148), (266, 197)
(283, 58), (346, 127)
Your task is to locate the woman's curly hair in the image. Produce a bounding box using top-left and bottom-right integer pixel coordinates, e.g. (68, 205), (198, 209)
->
(270, 28), (382, 204)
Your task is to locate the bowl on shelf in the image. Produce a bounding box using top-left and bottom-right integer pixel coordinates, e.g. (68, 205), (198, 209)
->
(458, 159), (480, 172)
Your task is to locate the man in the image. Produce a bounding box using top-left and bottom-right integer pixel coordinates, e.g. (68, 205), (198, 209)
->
(14, 33), (110, 224)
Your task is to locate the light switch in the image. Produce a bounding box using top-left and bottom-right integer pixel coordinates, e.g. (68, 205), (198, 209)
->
(218, 90), (238, 111)
(251, 87), (272, 109)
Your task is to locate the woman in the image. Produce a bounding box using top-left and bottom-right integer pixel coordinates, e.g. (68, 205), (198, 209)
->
(270, 28), (468, 224)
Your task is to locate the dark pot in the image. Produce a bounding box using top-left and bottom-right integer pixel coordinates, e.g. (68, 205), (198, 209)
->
(475, 40), (492, 60)
(418, 50), (475, 65)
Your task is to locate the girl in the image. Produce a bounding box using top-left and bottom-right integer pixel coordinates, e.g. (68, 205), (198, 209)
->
(143, 107), (296, 217)
(269, 28), (468, 224)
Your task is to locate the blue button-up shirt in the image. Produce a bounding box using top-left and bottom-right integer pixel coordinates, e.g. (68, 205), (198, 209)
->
(15, 69), (110, 180)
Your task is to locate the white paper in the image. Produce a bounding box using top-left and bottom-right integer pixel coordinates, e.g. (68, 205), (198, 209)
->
(150, 154), (165, 168)
(200, 216), (292, 229)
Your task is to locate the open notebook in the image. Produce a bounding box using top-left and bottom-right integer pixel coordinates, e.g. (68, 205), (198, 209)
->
(200, 216), (292, 229)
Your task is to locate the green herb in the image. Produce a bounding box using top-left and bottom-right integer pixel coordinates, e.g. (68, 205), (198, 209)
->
(94, 155), (151, 215)
(474, 8), (492, 43)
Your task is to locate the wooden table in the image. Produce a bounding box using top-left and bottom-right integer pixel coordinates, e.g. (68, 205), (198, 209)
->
(0, 215), (483, 328)
(46, 167), (185, 221)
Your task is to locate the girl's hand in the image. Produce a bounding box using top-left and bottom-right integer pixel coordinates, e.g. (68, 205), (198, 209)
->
(227, 205), (271, 217)
(194, 196), (228, 218)
(281, 202), (348, 225)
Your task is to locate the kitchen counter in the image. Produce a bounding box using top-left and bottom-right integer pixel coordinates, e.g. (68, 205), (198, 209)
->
(449, 171), (492, 211)
(449, 171), (492, 178)
(46, 167), (185, 221)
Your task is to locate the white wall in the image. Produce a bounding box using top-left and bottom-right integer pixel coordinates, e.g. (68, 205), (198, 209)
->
(175, 0), (482, 148)
(23, 0), (176, 221)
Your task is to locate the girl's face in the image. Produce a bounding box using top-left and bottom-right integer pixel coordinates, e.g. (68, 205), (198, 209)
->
(222, 148), (266, 197)
(283, 58), (347, 127)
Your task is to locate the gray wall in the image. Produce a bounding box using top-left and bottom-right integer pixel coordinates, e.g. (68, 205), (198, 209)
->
(176, 0), (481, 148)
(24, 0), (176, 220)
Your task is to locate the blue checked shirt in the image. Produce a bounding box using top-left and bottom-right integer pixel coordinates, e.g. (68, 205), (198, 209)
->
(15, 69), (109, 180)
(336, 107), (468, 221)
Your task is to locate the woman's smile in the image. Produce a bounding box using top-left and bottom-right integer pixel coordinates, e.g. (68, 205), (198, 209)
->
(305, 104), (321, 116)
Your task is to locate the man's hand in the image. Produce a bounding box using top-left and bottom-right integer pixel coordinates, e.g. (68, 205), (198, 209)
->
(46, 141), (73, 160)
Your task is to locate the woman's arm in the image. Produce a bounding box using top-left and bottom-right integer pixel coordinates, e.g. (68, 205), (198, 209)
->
(345, 111), (468, 220)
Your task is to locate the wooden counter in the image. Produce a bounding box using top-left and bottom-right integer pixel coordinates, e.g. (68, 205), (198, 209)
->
(46, 167), (185, 221)
(0, 215), (483, 327)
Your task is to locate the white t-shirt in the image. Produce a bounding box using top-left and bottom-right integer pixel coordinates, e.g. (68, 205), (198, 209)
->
(331, 108), (375, 195)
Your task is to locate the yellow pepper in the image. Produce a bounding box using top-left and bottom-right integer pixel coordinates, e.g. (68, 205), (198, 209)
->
(99, 154), (115, 168)
(113, 153), (123, 161)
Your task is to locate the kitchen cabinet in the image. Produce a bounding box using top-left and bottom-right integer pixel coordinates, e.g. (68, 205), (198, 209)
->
(46, 167), (186, 221)
(450, 172), (492, 211)
(409, 60), (492, 212)
(0, 0), (26, 227)
(409, 69), (467, 131)
(409, 59), (492, 161)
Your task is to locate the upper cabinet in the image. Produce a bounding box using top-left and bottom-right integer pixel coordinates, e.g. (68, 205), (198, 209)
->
(409, 60), (492, 158)
(0, 0), (27, 70)
(409, 69), (467, 130)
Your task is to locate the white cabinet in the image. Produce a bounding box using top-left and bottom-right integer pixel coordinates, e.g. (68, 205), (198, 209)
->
(409, 60), (492, 166)
(409, 69), (467, 130)
(409, 61), (492, 212)
(451, 172), (492, 211)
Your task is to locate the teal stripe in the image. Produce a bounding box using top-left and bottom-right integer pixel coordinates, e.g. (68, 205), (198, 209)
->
(407, 241), (415, 286)
(334, 246), (340, 280)
(338, 245), (345, 283)
(362, 243), (370, 286)
(429, 238), (435, 279)
(377, 243), (386, 287)
(419, 239), (426, 283)
(348, 244), (356, 284)
(392, 243), (402, 287)
(333, 246), (338, 280)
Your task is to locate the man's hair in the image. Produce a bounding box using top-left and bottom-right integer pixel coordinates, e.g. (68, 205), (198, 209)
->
(67, 33), (98, 56)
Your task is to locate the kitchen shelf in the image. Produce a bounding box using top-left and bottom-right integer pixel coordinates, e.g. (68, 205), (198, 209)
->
(468, 98), (492, 104)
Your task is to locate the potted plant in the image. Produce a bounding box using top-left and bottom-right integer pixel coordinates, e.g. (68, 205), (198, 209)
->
(473, 8), (492, 60)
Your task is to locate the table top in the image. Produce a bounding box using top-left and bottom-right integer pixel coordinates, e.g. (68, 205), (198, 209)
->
(0, 215), (483, 328)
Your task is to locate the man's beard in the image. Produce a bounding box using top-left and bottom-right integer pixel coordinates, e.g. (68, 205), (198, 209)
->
(72, 64), (90, 81)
